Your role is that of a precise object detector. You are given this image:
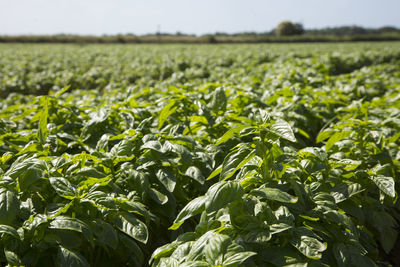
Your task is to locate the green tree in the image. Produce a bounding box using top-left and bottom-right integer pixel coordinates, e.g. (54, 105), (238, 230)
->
(275, 21), (304, 36)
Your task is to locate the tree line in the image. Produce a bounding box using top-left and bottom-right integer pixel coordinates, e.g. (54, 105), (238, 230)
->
(1, 21), (399, 44)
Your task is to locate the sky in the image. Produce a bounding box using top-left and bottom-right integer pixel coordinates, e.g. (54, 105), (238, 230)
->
(1, 0), (400, 36)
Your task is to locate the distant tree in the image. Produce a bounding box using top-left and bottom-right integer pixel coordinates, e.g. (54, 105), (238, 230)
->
(378, 26), (399, 33)
(275, 21), (304, 36)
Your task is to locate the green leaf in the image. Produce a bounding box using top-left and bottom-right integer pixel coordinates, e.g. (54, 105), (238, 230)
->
(206, 166), (222, 181)
(156, 168), (176, 192)
(323, 210), (357, 236)
(55, 85), (71, 97)
(260, 246), (307, 266)
(91, 219), (119, 249)
(208, 87), (227, 113)
(325, 131), (352, 151)
(0, 189), (19, 224)
(114, 213), (148, 244)
(49, 216), (92, 241)
(291, 235), (327, 259)
(330, 182), (364, 203)
(158, 99), (178, 129)
(205, 181), (244, 213)
(298, 147), (327, 161)
(220, 145), (255, 181)
(370, 175), (395, 198)
(6, 157), (46, 191)
(76, 167), (107, 178)
(215, 125), (252, 146)
(170, 196), (206, 230)
(270, 119), (297, 142)
(333, 242), (376, 267)
(141, 140), (164, 153)
(38, 96), (49, 145)
(316, 130), (335, 143)
(49, 177), (77, 199)
(222, 251), (257, 266)
(372, 211), (398, 253)
(185, 166), (205, 185)
(148, 187), (168, 205)
(4, 248), (22, 266)
(57, 246), (89, 267)
(119, 232), (145, 264)
(186, 231), (215, 261)
(204, 233), (230, 265)
(0, 224), (20, 239)
(110, 139), (134, 157)
(252, 187), (298, 203)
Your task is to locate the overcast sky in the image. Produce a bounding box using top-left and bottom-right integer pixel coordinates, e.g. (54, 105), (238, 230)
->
(1, 0), (399, 35)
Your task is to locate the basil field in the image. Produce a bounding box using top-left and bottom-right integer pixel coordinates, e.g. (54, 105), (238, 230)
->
(0, 42), (400, 266)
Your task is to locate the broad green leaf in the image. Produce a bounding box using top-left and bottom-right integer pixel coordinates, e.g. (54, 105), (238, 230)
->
(158, 99), (178, 129)
(57, 246), (89, 267)
(270, 119), (297, 142)
(269, 223), (292, 234)
(220, 145), (255, 181)
(170, 196), (206, 230)
(208, 87), (227, 113)
(91, 219), (119, 249)
(187, 231), (215, 261)
(114, 213), (148, 243)
(185, 166), (205, 185)
(119, 232), (145, 264)
(4, 248), (22, 266)
(76, 167), (107, 178)
(49, 216), (92, 241)
(252, 187), (298, 203)
(6, 157), (46, 191)
(115, 198), (149, 217)
(370, 175), (395, 198)
(0, 189), (19, 224)
(148, 187), (168, 205)
(333, 242), (376, 267)
(206, 166), (222, 181)
(243, 230), (272, 245)
(110, 139), (134, 157)
(291, 235), (327, 259)
(158, 258), (180, 267)
(156, 168), (176, 192)
(222, 251), (257, 266)
(325, 131), (352, 151)
(316, 130), (335, 143)
(0, 224), (20, 239)
(215, 125), (252, 146)
(323, 210), (357, 236)
(83, 191), (115, 209)
(205, 181), (244, 213)
(330, 182), (364, 203)
(372, 211), (398, 253)
(260, 246), (307, 266)
(336, 159), (362, 170)
(204, 233), (230, 265)
(49, 177), (77, 199)
(298, 147), (327, 161)
(141, 140), (163, 153)
(1, 152), (13, 164)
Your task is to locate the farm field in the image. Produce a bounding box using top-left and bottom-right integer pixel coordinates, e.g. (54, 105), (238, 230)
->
(0, 42), (400, 266)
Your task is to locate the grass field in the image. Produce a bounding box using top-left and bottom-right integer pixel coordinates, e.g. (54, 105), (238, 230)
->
(0, 42), (400, 266)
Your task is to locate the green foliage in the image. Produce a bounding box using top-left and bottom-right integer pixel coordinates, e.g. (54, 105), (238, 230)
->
(275, 21), (305, 36)
(0, 43), (400, 266)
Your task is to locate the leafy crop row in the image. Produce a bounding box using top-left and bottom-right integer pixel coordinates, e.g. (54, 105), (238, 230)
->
(0, 43), (399, 266)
